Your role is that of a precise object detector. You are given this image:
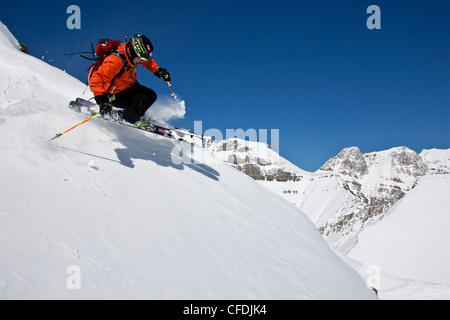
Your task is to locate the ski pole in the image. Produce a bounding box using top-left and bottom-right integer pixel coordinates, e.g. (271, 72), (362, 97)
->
(166, 81), (175, 97)
(48, 113), (100, 142)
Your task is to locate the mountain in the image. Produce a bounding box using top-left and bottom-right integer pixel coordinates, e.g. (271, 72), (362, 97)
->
(316, 146), (429, 247)
(219, 140), (450, 298)
(420, 148), (450, 175)
(221, 142), (447, 248)
(0, 21), (376, 299)
(208, 138), (308, 181)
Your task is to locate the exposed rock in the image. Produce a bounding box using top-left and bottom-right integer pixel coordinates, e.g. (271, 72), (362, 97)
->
(19, 42), (28, 54)
(243, 164), (265, 180)
(209, 138), (307, 181)
(320, 147), (369, 178)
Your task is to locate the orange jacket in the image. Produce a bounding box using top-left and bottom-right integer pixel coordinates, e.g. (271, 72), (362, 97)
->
(89, 42), (159, 96)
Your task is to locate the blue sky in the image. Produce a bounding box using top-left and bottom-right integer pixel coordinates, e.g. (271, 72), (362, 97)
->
(2, 0), (449, 171)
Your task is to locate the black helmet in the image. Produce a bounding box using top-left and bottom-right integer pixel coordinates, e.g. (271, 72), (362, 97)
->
(129, 34), (153, 61)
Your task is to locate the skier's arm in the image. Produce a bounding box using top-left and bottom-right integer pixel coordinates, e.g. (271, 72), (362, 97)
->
(142, 59), (171, 81)
(142, 59), (159, 74)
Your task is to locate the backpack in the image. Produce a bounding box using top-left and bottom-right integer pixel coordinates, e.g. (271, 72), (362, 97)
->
(86, 38), (129, 93)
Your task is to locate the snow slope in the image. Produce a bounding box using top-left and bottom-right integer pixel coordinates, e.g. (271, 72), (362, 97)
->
(348, 173), (450, 285)
(0, 22), (376, 299)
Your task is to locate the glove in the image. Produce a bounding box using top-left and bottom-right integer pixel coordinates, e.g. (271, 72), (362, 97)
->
(95, 94), (112, 118)
(99, 103), (112, 118)
(154, 68), (171, 82)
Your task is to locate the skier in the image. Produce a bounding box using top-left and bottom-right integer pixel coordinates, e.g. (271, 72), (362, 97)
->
(89, 34), (171, 126)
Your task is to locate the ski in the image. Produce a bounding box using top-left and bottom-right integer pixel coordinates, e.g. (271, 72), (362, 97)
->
(69, 98), (213, 148)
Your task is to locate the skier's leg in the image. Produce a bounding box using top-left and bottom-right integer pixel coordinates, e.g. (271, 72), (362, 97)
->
(112, 83), (156, 123)
(131, 84), (157, 121)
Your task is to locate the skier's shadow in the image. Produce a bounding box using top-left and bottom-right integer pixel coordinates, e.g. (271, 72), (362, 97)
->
(112, 126), (220, 181)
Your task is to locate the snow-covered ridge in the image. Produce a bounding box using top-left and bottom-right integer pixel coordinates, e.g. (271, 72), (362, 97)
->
(0, 21), (376, 299)
(420, 148), (450, 175)
(320, 146), (369, 178)
(319, 146), (429, 204)
(208, 138), (308, 181)
(0, 21), (20, 50)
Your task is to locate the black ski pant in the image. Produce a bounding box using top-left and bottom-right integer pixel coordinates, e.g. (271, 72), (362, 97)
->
(111, 82), (157, 123)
